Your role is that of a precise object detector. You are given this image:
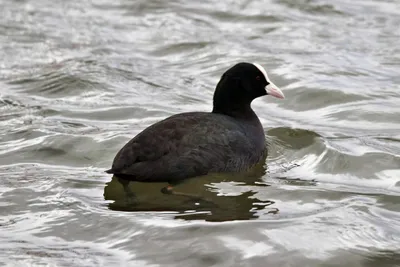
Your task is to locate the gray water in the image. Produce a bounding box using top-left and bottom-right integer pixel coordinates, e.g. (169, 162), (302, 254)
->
(1, 0), (400, 266)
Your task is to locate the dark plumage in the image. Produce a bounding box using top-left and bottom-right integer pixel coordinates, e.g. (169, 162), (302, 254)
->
(106, 62), (284, 185)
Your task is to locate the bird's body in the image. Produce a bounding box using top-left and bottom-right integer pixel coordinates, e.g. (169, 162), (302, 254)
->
(106, 111), (267, 183)
(106, 62), (284, 187)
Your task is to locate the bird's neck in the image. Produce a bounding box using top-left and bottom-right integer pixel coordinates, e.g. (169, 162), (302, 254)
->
(212, 101), (256, 119)
(211, 76), (256, 119)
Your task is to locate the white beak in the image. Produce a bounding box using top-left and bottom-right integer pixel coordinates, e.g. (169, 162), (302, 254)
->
(265, 82), (285, 99)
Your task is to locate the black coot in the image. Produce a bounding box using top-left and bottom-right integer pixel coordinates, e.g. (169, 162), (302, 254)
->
(106, 62), (284, 194)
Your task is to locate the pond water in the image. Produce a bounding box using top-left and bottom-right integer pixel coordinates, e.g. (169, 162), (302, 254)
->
(0, 0), (399, 266)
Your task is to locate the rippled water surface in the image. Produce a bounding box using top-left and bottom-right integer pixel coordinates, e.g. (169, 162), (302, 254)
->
(1, 0), (400, 266)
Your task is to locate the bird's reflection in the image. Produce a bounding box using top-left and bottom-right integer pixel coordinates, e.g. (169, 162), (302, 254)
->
(103, 163), (278, 222)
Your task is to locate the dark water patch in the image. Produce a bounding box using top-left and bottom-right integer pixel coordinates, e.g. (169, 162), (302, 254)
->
(0, 135), (101, 167)
(363, 250), (400, 267)
(287, 88), (370, 112)
(278, 0), (347, 16)
(0, 96), (46, 120)
(207, 11), (283, 23)
(150, 41), (214, 57)
(8, 69), (106, 98)
(267, 127), (321, 149)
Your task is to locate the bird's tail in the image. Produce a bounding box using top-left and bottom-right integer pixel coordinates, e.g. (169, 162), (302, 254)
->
(105, 169), (114, 174)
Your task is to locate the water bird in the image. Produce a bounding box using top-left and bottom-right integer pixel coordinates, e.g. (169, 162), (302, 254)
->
(106, 62), (284, 198)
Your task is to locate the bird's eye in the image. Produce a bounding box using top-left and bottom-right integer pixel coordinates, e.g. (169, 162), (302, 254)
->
(256, 76), (261, 80)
